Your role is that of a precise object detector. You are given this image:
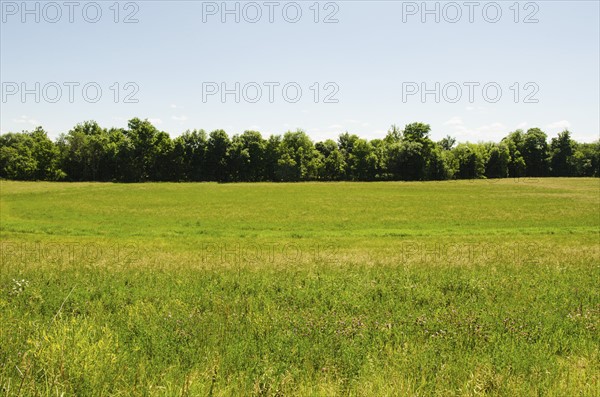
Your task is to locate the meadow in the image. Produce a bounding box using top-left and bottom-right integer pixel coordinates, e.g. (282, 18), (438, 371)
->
(0, 178), (598, 396)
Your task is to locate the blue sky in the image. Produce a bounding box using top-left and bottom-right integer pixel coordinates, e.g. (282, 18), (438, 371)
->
(1, 0), (599, 143)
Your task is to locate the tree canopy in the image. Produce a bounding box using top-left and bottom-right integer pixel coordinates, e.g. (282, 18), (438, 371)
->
(1, 119), (598, 182)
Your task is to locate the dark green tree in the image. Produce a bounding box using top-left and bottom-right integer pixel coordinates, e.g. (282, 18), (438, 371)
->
(316, 139), (346, 181)
(438, 135), (457, 151)
(276, 130), (319, 181)
(116, 118), (169, 182)
(572, 141), (600, 177)
(206, 130), (231, 182)
(348, 139), (378, 181)
(228, 131), (266, 182)
(549, 130), (576, 176)
(173, 129), (208, 181)
(0, 132), (38, 180)
(452, 143), (486, 179)
(484, 142), (510, 179)
(521, 128), (549, 177)
(502, 130), (526, 178)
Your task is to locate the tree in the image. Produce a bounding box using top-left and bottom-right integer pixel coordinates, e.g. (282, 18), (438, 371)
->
(1, 119), (596, 182)
(316, 139), (346, 181)
(387, 140), (425, 181)
(228, 131), (266, 182)
(452, 143), (486, 179)
(348, 139), (378, 181)
(403, 122), (431, 141)
(0, 133), (38, 180)
(58, 121), (117, 181)
(116, 118), (169, 182)
(173, 129), (208, 181)
(521, 128), (549, 176)
(369, 138), (389, 180)
(572, 141), (600, 177)
(149, 131), (174, 181)
(484, 142), (510, 179)
(264, 135), (282, 181)
(0, 128), (64, 181)
(337, 132), (359, 179)
(205, 130), (231, 182)
(276, 130), (319, 181)
(441, 149), (458, 179)
(385, 122), (435, 181)
(438, 135), (457, 151)
(549, 130), (576, 176)
(426, 145), (451, 180)
(386, 124), (402, 142)
(29, 127), (64, 180)
(338, 132), (360, 154)
(502, 130), (526, 178)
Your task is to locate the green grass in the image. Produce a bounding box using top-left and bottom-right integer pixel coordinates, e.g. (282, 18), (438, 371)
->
(1, 178), (598, 396)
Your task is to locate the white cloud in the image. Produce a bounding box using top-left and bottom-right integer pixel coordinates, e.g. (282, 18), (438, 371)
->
(13, 115), (39, 126)
(369, 129), (388, 137)
(443, 116), (464, 127)
(443, 117), (469, 136)
(442, 117), (509, 141)
(362, 122), (370, 127)
(545, 120), (571, 131)
(172, 115), (188, 122)
(170, 104), (177, 109)
(328, 124), (343, 129)
(516, 122), (528, 130)
(148, 118), (163, 125)
(465, 106), (486, 113)
(478, 122), (506, 134)
(344, 119), (359, 123)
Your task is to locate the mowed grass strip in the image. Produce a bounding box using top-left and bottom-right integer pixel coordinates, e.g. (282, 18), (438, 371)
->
(0, 178), (598, 396)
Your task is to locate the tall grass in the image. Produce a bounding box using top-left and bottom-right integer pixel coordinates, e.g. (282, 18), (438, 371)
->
(1, 179), (598, 395)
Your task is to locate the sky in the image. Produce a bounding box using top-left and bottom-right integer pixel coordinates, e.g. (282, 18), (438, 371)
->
(1, 0), (599, 143)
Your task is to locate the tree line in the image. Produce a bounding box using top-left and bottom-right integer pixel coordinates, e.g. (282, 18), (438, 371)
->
(1, 118), (598, 182)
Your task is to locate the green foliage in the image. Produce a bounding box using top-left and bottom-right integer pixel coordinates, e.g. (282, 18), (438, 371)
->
(1, 120), (597, 182)
(0, 127), (64, 180)
(316, 139), (346, 181)
(550, 130), (576, 177)
(502, 130), (527, 178)
(438, 135), (457, 151)
(402, 122), (431, 141)
(276, 130), (320, 181)
(115, 118), (175, 182)
(521, 128), (549, 177)
(347, 139), (378, 181)
(58, 121), (112, 181)
(484, 142), (510, 179)
(173, 129), (208, 181)
(387, 140), (426, 180)
(573, 141), (600, 177)
(228, 131), (267, 182)
(452, 143), (487, 179)
(206, 130), (231, 182)
(425, 145), (451, 180)
(0, 134), (38, 180)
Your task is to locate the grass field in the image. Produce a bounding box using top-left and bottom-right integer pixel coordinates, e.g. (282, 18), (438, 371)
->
(1, 178), (599, 396)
